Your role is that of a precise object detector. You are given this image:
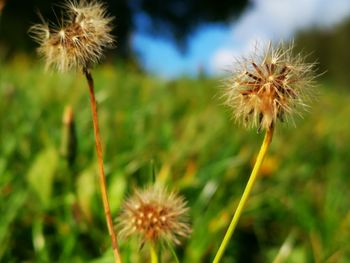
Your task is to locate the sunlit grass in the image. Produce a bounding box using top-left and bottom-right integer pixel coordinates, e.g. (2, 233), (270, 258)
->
(1, 58), (350, 262)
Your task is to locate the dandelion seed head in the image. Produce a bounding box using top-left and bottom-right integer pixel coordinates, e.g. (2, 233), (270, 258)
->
(29, 0), (114, 72)
(117, 185), (191, 246)
(223, 42), (316, 131)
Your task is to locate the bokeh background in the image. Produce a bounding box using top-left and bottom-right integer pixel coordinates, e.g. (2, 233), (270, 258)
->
(1, 0), (350, 262)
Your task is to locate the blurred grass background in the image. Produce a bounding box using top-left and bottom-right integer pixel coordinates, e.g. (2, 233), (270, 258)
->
(1, 53), (350, 262)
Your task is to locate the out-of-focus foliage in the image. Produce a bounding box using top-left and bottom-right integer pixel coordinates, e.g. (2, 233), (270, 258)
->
(1, 56), (350, 262)
(296, 18), (350, 89)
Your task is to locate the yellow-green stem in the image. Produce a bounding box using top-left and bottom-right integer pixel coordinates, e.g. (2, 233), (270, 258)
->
(213, 126), (274, 263)
(150, 243), (158, 263)
(84, 69), (122, 263)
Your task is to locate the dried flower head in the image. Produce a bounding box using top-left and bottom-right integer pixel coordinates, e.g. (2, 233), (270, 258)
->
(117, 186), (191, 246)
(224, 42), (316, 131)
(29, 0), (114, 72)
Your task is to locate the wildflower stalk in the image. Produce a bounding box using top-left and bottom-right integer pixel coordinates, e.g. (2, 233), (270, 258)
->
(30, 1), (121, 261)
(215, 42), (316, 262)
(84, 68), (122, 263)
(213, 125), (274, 263)
(150, 243), (159, 263)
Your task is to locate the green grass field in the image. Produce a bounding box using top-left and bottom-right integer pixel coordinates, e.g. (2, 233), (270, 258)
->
(1, 57), (350, 262)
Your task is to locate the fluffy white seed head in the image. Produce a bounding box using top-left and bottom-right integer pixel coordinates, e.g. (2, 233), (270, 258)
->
(117, 185), (191, 246)
(29, 0), (114, 72)
(224, 42), (316, 131)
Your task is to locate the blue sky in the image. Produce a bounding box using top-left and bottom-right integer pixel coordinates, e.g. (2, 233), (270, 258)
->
(132, 0), (350, 78)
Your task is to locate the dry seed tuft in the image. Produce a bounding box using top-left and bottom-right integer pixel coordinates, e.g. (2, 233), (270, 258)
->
(224, 42), (316, 131)
(117, 185), (191, 246)
(29, 0), (114, 72)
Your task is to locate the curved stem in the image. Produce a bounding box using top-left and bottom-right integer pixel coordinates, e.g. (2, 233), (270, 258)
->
(84, 69), (122, 263)
(213, 126), (274, 263)
(150, 243), (159, 263)
(167, 241), (180, 263)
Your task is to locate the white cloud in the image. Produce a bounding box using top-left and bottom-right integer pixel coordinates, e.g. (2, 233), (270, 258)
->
(317, 0), (350, 27)
(211, 49), (236, 73)
(211, 0), (350, 74)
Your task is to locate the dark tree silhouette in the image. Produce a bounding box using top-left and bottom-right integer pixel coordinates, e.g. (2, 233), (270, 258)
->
(136, 0), (247, 47)
(0, 0), (248, 58)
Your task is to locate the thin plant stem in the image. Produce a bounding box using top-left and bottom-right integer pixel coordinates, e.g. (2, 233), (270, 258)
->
(213, 126), (274, 263)
(150, 243), (159, 263)
(84, 68), (122, 263)
(167, 242), (180, 263)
